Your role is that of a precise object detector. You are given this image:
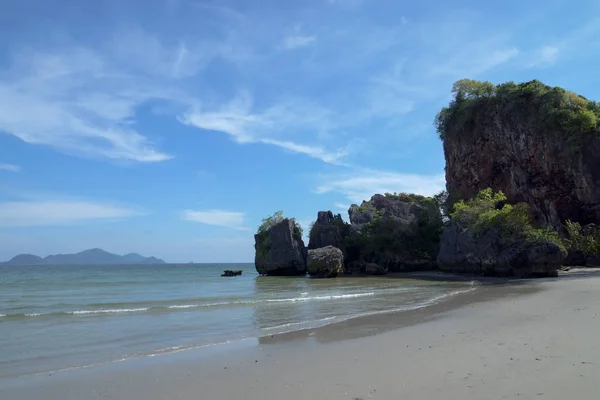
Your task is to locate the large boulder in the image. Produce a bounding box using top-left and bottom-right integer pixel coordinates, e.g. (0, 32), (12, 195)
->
(254, 219), (307, 276)
(307, 246), (344, 278)
(437, 224), (565, 277)
(345, 193), (442, 272)
(308, 211), (348, 250)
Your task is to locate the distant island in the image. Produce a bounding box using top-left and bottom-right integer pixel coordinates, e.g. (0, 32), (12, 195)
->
(2, 248), (166, 266)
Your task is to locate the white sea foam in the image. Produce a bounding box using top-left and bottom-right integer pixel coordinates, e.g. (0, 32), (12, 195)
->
(167, 304), (198, 309)
(267, 292), (375, 303)
(69, 308), (148, 315)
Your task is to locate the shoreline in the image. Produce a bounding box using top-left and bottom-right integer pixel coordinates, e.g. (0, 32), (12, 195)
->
(3, 270), (600, 400)
(1, 274), (481, 381)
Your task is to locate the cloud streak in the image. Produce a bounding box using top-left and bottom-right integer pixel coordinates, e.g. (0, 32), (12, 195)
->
(0, 163), (20, 172)
(180, 90), (348, 164)
(316, 169), (446, 204)
(282, 35), (316, 50)
(181, 209), (249, 230)
(0, 46), (176, 163)
(0, 199), (141, 227)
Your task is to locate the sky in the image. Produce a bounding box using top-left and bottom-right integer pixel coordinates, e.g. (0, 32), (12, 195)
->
(1, 0), (599, 262)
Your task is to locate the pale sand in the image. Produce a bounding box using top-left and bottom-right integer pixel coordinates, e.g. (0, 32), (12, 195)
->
(2, 271), (600, 400)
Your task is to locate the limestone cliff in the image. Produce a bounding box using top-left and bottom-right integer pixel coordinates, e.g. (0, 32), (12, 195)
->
(254, 218), (307, 276)
(438, 79), (600, 230)
(307, 211), (348, 250)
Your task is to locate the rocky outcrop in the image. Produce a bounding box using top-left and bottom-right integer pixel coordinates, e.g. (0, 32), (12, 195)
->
(441, 81), (600, 231)
(349, 194), (428, 229)
(437, 224), (565, 277)
(345, 194), (443, 272)
(307, 246), (344, 278)
(308, 211), (348, 250)
(255, 219), (307, 276)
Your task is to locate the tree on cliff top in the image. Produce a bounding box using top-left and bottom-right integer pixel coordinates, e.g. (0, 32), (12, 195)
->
(435, 79), (600, 141)
(257, 210), (303, 240)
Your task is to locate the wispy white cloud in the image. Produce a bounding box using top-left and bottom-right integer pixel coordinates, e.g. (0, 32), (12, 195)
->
(0, 46), (179, 162)
(0, 163), (20, 172)
(180, 90), (348, 164)
(0, 199), (141, 227)
(334, 202), (350, 212)
(181, 209), (249, 230)
(315, 169), (446, 204)
(527, 45), (559, 68)
(282, 35), (316, 50)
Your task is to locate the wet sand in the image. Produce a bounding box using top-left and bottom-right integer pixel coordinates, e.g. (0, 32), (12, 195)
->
(2, 270), (600, 400)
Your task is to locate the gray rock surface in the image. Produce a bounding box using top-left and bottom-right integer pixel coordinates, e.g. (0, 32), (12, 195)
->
(254, 219), (307, 276)
(443, 92), (600, 231)
(307, 246), (344, 278)
(437, 224), (565, 277)
(348, 194), (425, 230)
(308, 211), (348, 250)
(346, 194), (442, 272)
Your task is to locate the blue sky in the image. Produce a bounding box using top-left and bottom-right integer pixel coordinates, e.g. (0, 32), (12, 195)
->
(1, 0), (599, 262)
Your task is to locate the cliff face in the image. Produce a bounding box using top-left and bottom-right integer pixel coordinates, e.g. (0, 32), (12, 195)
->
(254, 218), (307, 276)
(308, 211), (348, 250)
(441, 81), (600, 230)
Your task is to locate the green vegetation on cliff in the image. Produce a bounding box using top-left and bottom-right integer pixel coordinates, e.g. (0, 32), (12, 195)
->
(435, 79), (600, 143)
(451, 188), (565, 252)
(564, 220), (600, 256)
(256, 210), (303, 258)
(347, 194), (444, 267)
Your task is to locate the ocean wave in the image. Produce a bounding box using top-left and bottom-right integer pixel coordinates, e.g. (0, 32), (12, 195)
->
(0, 285), (476, 321)
(166, 304), (198, 309)
(261, 316), (339, 334)
(69, 308), (149, 315)
(266, 292), (375, 303)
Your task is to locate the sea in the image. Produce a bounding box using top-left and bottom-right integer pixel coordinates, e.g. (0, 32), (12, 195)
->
(0, 263), (476, 380)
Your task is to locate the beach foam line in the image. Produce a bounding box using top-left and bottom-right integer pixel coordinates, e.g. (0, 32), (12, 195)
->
(166, 304), (198, 309)
(260, 285), (480, 336)
(69, 308), (149, 315)
(266, 292), (376, 303)
(261, 316), (339, 334)
(1, 285), (473, 321)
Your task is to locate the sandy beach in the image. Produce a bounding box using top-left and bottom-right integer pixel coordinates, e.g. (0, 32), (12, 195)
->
(2, 270), (600, 400)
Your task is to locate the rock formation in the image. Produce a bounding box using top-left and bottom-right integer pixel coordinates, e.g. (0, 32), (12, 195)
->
(307, 246), (344, 278)
(345, 193), (443, 273)
(254, 218), (307, 276)
(439, 80), (600, 231)
(308, 211), (348, 250)
(437, 224), (565, 277)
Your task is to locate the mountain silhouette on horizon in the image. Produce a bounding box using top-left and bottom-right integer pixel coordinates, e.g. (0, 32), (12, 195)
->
(2, 248), (166, 265)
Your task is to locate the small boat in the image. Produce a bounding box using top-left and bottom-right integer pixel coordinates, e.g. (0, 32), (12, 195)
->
(221, 269), (243, 277)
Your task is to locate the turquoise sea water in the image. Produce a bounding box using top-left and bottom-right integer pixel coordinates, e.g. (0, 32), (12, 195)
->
(0, 264), (475, 379)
